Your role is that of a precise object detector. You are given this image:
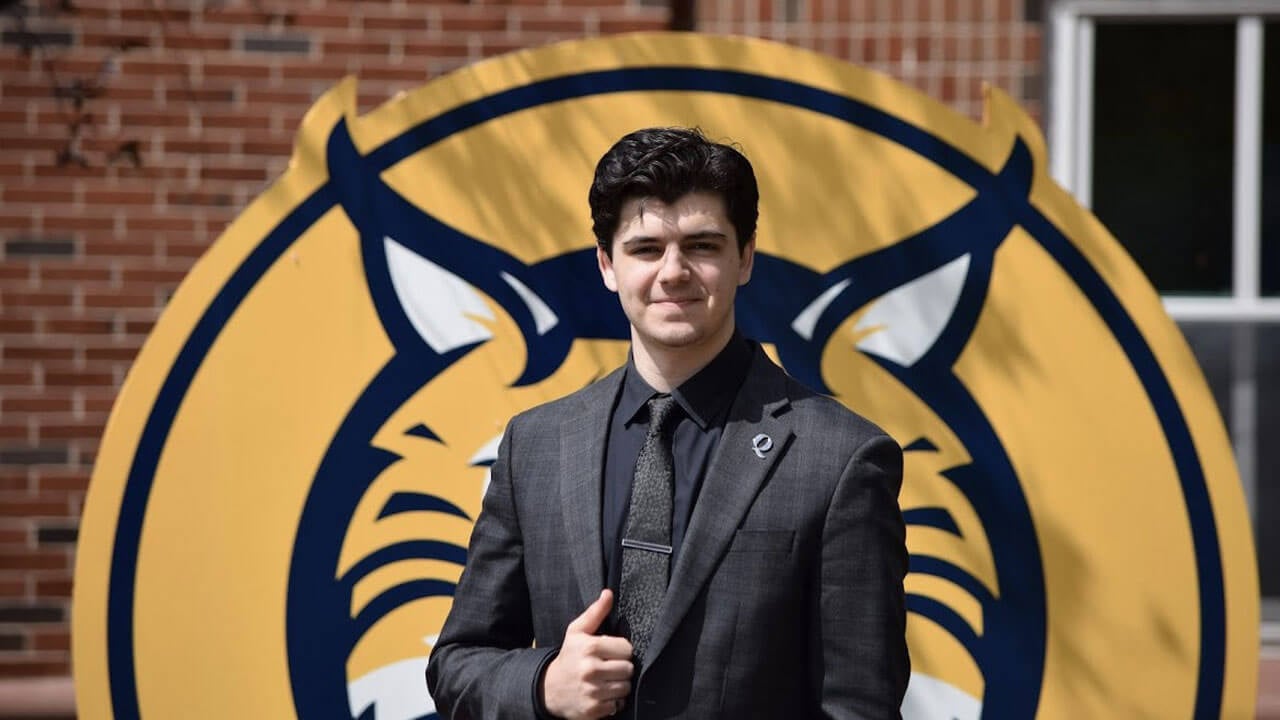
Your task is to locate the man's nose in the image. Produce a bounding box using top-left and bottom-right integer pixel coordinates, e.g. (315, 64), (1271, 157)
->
(657, 245), (689, 282)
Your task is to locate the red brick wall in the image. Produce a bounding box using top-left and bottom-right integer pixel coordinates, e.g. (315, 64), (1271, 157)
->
(0, 0), (1042, 685)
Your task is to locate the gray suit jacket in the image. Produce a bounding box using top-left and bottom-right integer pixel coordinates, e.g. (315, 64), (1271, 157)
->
(426, 346), (909, 719)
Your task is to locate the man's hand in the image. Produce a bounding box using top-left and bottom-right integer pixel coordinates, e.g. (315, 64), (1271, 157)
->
(541, 589), (635, 719)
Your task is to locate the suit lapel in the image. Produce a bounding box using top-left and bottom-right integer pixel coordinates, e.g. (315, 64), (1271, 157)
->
(559, 368), (624, 610)
(643, 349), (794, 669)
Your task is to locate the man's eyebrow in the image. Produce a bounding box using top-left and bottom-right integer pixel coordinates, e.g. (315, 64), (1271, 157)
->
(620, 230), (728, 246)
(620, 235), (660, 246)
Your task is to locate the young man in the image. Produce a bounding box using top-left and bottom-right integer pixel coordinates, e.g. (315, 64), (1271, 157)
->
(426, 127), (909, 719)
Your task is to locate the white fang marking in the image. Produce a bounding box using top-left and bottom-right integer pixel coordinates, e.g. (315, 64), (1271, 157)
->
(901, 672), (982, 720)
(792, 278), (852, 340)
(854, 254), (970, 367)
(500, 271), (558, 335)
(385, 236), (493, 353)
(347, 656), (435, 720)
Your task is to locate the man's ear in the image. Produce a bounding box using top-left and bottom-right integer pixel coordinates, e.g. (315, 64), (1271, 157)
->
(738, 236), (756, 286)
(597, 245), (618, 292)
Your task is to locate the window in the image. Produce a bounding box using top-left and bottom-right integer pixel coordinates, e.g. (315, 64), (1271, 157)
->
(1049, 1), (1280, 617)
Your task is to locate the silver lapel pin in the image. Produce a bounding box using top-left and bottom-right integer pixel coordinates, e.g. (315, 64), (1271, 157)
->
(751, 433), (773, 459)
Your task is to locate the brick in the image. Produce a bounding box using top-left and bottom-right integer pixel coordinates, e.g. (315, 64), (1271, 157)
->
(4, 238), (76, 258)
(0, 498), (69, 517)
(200, 165), (268, 182)
(81, 395), (120, 415)
(35, 526), (77, 546)
(323, 37), (397, 56)
(119, 266), (189, 283)
(0, 633), (24, 651)
(2, 29), (76, 51)
(0, 448), (67, 466)
(354, 65), (429, 83)
(0, 424), (30, 441)
(3, 346), (75, 363)
(0, 289), (72, 308)
(276, 63), (349, 82)
(406, 39), (476, 58)
(164, 138), (237, 155)
(122, 319), (155, 335)
(164, 189), (235, 208)
(1, 187), (77, 204)
(1, 397), (72, 414)
(42, 318), (115, 336)
(35, 473), (89, 494)
(81, 31), (153, 50)
(0, 319), (37, 335)
(0, 553), (66, 572)
(0, 578), (26, 598)
(80, 286), (152, 307)
(0, 659), (71, 676)
(242, 87), (314, 106)
(31, 629), (70, 651)
(38, 419), (106, 441)
(0, 528), (28, 546)
(241, 32), (314, 55)
(125, 216), (197, 233)
(33, 578), (72, 599)
(37, 265), (112, 283)
(161, 33), (234, 52)
(289, 11), (353, 29)
(119, 110), (190, 129)
(203, 61), (272, 80)
(118, 58), (193, 78)
(201, 112), (271, 130)
(43, 216), (114, 233)
(43, 370), (114, 387)
(363, 15), (430, 31)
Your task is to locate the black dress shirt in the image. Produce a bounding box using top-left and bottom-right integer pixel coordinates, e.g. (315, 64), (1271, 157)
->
(601, 332), (754, 594)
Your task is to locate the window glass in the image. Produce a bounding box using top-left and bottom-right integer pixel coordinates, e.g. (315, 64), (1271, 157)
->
(1179, 321), (1279, 602)
(1092, 22), (1235, 295)
(1262, 21), (1280, 296)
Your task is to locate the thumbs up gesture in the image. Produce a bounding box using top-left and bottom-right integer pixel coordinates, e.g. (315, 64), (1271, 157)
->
(540, 590), (635, 719)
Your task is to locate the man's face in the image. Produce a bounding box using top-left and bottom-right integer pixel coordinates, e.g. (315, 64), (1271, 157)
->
(597, 191), (754, 356)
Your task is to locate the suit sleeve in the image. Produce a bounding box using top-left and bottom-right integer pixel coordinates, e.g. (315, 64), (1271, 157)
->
(426, 419), (557, 719)
(813, 432), (910, 719)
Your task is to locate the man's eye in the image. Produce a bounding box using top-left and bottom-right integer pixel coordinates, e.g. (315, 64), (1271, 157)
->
(631, 246), (661, 256)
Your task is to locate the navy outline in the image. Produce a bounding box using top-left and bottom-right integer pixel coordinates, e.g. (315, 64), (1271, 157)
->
(104, 66), (1226, 720)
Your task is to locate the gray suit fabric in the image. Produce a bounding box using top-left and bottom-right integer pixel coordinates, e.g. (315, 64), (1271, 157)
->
(426, 345), (909, 719)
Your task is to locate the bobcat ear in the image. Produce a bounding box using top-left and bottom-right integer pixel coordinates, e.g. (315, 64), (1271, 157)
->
(853, 254), (970, 367)
(384, 235), (495, 353)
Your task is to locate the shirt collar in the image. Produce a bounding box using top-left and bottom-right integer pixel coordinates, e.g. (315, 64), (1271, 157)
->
(619, 331), (753, 430)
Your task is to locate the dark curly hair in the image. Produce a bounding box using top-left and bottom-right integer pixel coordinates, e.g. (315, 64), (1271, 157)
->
(588, 127), (759, 257)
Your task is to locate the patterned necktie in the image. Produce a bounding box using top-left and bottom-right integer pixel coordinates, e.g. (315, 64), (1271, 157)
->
(617, 394), (678, 663)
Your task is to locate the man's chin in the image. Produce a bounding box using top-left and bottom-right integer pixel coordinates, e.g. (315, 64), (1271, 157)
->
(637, 324), (705, 350)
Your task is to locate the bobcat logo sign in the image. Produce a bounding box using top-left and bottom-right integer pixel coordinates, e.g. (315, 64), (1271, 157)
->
(74, 34), (1258, 719)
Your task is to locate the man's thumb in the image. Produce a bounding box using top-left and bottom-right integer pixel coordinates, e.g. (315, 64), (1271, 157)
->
(568, 589), (613, 634)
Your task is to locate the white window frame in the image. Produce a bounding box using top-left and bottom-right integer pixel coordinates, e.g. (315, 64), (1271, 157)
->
(1047, 0), (1280, 321)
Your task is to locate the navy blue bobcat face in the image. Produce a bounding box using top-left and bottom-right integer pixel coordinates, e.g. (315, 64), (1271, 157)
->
(285, 114), (1053, 718)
